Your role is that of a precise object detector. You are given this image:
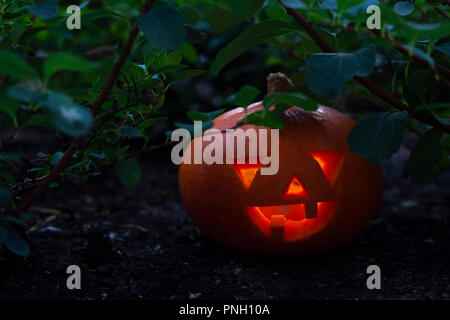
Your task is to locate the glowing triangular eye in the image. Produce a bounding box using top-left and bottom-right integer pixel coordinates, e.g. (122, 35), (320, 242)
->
(234, 163), (261, 189)
(309, 151), (345, 185)
(283, 175), (309, 197)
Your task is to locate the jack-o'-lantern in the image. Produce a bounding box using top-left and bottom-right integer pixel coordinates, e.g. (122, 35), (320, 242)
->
(178, 74), (383, 255)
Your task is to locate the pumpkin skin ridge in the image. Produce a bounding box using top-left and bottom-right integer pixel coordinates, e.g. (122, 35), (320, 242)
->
(178, 102), (383, 255)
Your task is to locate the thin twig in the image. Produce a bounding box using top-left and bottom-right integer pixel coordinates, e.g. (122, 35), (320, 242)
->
(367, 28), (450, 82)
(434, 6), (449, 18)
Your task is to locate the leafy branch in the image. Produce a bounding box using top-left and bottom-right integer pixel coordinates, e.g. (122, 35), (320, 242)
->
(281, 2), (450, 135)
(13, 0), (156, 216)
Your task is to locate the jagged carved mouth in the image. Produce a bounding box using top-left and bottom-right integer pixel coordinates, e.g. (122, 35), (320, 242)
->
(247, 201), (337, 243)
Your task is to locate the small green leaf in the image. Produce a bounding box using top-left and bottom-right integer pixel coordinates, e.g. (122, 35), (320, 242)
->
(167, 69), (206, 87)
(136, 117), (168, 131)
(138, 7), (186, 51)
(116, 160), (141, 190)
(210, 19), (298, 75)
(179, 43), (198, 63)
(240, 109), (286, 129)
(393, 1), (414, 16)
(0, 152), (21, 164)
(8, 86), (44, 103)
(42, 91), (93, 137)
(43, 52), (93, 82)
(0, 187), (11, 206)
(403, 45), (434, 68)
(27, 1), (58, 20)
(347, 111), (407, 163)
(119, 126), (144, 138)
(263, 92), (318, 111)
(179, 6), (200, 25)
(3, 229), (30, 257)
(224, 85), (261, 108)
(2, 216), (28, 227)
(343, 0), (379, 15)
(51, 9), (129, 28)
(217, 0), (263, 18)
(306, 45), (376, 98)
(406, 128), (444, 184)
(434, 42), (450, 56)
(51, 151), (64, 166)
(0, 92), (19, 126)
(175, 121), (213, 135)
(0, 50), (37, 80)
(208, 6), (245, 34)
(281, 0), (307, 9)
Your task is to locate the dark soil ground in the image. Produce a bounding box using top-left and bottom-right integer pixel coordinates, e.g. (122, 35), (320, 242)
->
(0, 146), (449, 300)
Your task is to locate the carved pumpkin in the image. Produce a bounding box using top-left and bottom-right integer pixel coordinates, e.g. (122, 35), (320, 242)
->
(179, 101), (383, 255)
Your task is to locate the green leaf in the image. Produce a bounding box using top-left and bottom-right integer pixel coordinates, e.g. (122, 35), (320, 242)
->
(403, 45), (434, 68)
(166, 51), (182, 65)
(52, 9), (129, 28)
(263, 92), (318, 111)
(43, 52), (93, 83)
(0, 49), (37, 80)
(210, 19), (298, 75)
(340, 0), (379, 15)
(8, 86), (44, 103)
(224, 85), (261, 107)
(281, 0), (307, 9)
(434, 42), (450, 56)
(51, 151), (64, 166)
(240, 109), (286, 129)
(2, 216), (28, 227)
(186, 109), (225, 122)
(136, 117), (168, 131)
(179, 6), (200, 25)
(208, 6), (245, 34)
(0, 91), (19, 126)
(427, 111), (450, 126)
(393, 1), (414, 16)
(42, 91), (93, 137)
(175, 121), (213, 135)
(401, 21), (450, 43)
(27, 1), (58, 20)
(406, 128), (444, 184)
(0, 187), (11, 206)
(116, 160), (141, 190)
(167, 69), (206, 87)
(306, 45), (375, 98)
(217, 0), (264, 18)
(0, 152), (21, 164)
(138, 7), (186, 51)
(119, 126), (144, 138)
(347, 111), (407, 163)
(3, 229), (30, 257)
(179, 43), (198, 63)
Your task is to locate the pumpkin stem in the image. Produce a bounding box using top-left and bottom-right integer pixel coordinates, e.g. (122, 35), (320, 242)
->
(267, 73), (294, 94)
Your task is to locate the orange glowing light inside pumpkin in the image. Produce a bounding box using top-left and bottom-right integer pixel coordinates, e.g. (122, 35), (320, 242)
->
(283, 175), (309, 198)
(247, 201), (337, 242)
(309, 151), (344, 185)
(233, 163), (261, 189)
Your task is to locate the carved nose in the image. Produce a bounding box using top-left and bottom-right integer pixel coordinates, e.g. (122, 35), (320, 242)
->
(283, 175), (310, 198)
